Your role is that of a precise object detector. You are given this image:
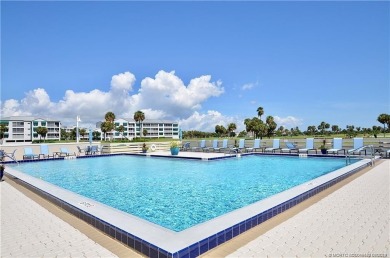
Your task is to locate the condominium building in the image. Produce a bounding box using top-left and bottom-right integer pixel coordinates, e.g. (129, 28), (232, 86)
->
(0, 116), (61, 143)
(96, 118), (179, 140)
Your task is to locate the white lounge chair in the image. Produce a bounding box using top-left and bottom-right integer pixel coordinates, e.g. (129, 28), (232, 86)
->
(204, 140), (219, 152)
(228, 139), (246, 153)
(23, 148), (39, 160)
(59, 147), (76, 157)
(298, 138), (317, 154)
(246, 139), (261, 152)
(347, 138), (365, 155)
(327, 138), (345, 155)
(191, 140), (206, 152)
(40, 144), (54, 159)
(264, 139), (281, 153)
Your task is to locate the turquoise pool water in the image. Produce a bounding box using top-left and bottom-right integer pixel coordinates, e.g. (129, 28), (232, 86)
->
(12, 155), (354, 231)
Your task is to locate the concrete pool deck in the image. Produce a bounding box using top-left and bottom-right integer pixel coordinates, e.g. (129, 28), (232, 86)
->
(1, 157), (389, 257)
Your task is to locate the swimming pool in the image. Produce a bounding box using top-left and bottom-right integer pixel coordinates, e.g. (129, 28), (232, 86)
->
(11, 155), (354, 231)
(5, 154), (371, 257)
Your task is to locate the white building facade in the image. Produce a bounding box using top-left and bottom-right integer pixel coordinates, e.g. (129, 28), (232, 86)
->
(97, 118), (179, 140)
(0, 116), (61, 143)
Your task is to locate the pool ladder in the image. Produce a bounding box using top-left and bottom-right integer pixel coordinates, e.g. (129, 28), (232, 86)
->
(346, 145), (375, 166)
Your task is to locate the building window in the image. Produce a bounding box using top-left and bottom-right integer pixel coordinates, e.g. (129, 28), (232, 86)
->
(12, 122), (24, 127)
(12, 128), (24, 133)
(41, 122), (46, 126)
(33, 122), (38, 126)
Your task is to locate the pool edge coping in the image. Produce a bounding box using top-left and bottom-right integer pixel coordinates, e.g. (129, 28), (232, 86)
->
(4, 155), (374, 257)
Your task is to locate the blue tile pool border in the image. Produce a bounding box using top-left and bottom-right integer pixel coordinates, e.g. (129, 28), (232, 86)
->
(3, 154), (373, 258)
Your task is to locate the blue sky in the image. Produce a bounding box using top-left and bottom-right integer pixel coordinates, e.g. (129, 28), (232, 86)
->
(1, 1), (389, 132)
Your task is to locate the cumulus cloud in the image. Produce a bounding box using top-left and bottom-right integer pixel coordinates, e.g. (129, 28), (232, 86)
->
(1, 99), (29, 117)
(135, 70), (224, 117)
(0, 70), (225, 128)
(110, 71), (136, 92)
(274, 116), (303, 128)
(179, 111), (243, 132)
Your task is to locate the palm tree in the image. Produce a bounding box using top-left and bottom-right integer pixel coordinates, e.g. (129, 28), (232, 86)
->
(227, 123), (237, 137)
(244, 118), (254, 137)
(101, 121), (114, 141)
(265, 116), (277, 138)
(117, 125), (125, 140)
(331, 125), (340, 134)
(134, 110), (145, 139)
(215, 125), (227, 137)
(306, 125), (317, 135)
(318, 121), (330, 136)
(102, 112), (116, 140)
(377, 113), (390, 137)
(257, 107), (264, 120)
(105, 111), (116, 123)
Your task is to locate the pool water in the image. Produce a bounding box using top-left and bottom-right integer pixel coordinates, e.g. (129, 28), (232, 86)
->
(12, 155), (354, 231)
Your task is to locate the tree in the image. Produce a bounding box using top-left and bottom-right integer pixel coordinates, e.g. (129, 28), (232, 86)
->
(0, 123), (8, 139)
(227, 123), (237, 137)
(60, 129), (68, 140)
(306, 126), (317, 135)
(346, 125), (357, 138)
(101, 121), (114, 141)
(237, 130), (247, 138)
(372, 125), (381, 138)
(143, 128), (148, 138)
(331, 125), (340, 134)
(105, 112), (116, 123)
(266, 116), (277, 138)
(244, 118), (253, 137)
(317, 121), (330, 135)
(92, 131), (101, 140)
(36, 126), (48, 142)
(251, 117), (267, 139)
(291, 126), (302, 136)
(134, 111), (145, 139)
(79, 128), (86, 140)
(102, 112), (116, 140)
(256, 107), (264, 119)
(116, 125), (125, 140)
(215, 125), (227, 136)
(377, 113), (390, 137)
(275, 126), (284, 137)
(70, 128), (77, 140)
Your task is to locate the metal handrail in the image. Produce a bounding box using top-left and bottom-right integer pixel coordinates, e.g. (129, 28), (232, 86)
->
(346, 145), (375, 166)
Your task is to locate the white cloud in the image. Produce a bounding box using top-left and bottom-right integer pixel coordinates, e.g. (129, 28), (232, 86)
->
(241, 81), (258, 90)
(135, 70), (224, 117)
(274, 116), (303, 128)
(1, 99), (29, 117)
(179, 111), (244, 132)
(110, 71), (136, 92)
(0, 70), (225, 128)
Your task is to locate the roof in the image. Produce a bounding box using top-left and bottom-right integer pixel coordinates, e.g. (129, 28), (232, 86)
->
(0, 116), (60, 122)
